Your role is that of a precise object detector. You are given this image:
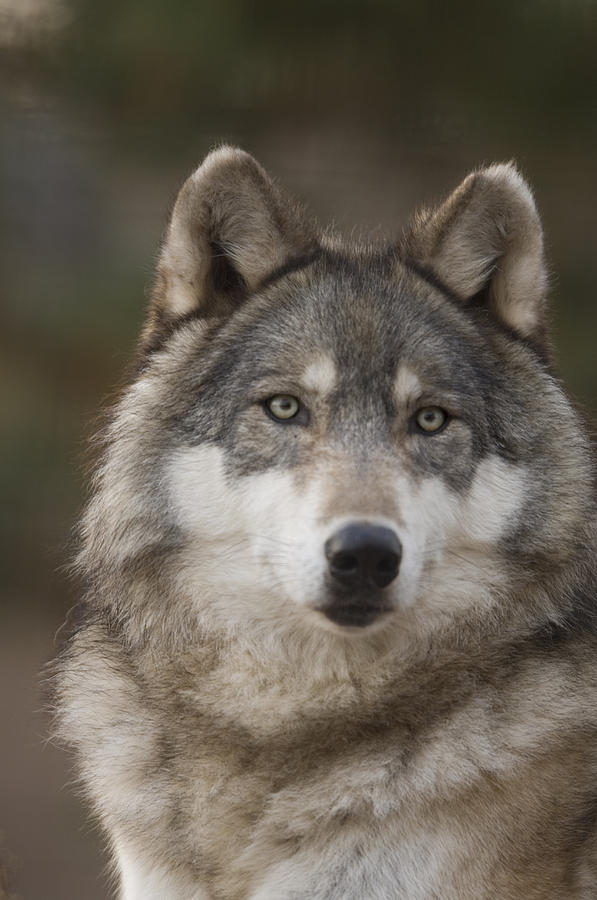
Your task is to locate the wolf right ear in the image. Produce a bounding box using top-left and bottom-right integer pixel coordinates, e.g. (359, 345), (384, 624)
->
(402, 164), (549, 345)
(142, 147), (318, 353)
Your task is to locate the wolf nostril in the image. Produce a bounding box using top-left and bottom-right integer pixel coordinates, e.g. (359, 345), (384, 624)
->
(333, 551), (359, 574)
(325, 523), (402, 589)
(378, 554), (397, 575)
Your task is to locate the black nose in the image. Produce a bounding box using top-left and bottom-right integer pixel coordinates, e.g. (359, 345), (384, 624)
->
(325, 523), (402, 589)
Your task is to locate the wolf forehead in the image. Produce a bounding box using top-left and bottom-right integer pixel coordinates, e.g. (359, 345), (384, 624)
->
(179, 252), (490, 387)
(171, 244), (525, 380)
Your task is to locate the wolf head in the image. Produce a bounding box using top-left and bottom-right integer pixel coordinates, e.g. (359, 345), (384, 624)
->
(82, 148), (593, 654)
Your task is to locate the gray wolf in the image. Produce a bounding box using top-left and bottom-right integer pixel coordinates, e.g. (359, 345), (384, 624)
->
(54, 147), (597, 898)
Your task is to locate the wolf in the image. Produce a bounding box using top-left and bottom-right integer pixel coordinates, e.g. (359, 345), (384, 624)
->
(54, 147), (597, 899)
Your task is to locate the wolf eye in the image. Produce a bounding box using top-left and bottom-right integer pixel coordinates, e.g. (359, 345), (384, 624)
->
(264, 395), (301, 421)
(415, 406), (448, 434)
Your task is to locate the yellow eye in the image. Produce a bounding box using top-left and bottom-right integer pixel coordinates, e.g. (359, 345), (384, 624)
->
(415, 406), (448, 434)
(265, 395), (301, 421)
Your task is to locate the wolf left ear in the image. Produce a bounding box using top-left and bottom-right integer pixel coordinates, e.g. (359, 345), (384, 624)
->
(142, 147), (318, 352)
(402, 164), (548, 344)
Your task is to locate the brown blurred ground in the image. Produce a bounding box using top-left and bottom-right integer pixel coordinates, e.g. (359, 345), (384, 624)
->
(1, 1), (597, 897)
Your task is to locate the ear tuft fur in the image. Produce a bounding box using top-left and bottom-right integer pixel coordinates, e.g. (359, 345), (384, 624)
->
(142, 147), (318, 353)
(402, 163), (548, 342)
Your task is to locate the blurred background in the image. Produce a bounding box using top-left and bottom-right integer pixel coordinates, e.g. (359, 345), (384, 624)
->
(1, 1), (596, 896)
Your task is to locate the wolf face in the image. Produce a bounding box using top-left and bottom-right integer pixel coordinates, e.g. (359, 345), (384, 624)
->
(82, 148), (591, 653)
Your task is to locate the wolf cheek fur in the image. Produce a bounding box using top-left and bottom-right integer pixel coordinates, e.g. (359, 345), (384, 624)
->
(54, 147), (597, 899)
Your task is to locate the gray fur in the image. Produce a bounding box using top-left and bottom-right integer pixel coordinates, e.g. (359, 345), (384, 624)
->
(54, 147), (597, 899)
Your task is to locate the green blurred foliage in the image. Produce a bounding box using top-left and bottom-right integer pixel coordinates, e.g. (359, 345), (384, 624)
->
(58, 0), (597, 142)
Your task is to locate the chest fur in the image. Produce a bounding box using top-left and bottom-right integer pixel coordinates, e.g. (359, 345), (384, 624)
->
(68, 638), (595, 898)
